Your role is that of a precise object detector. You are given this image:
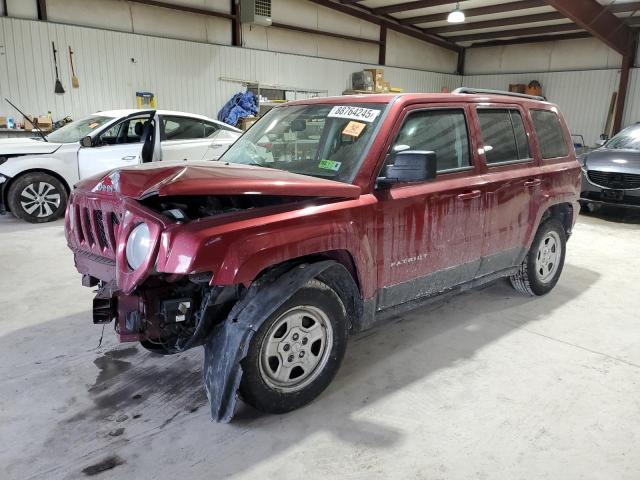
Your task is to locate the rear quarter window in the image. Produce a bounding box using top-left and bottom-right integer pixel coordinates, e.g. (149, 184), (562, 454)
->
(531, 109), (568, 159)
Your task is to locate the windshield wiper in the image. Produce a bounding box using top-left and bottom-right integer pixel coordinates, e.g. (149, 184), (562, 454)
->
(4, 98), (48, 142)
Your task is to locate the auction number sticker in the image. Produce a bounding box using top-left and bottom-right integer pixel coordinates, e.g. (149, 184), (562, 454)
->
(328, 106), (381, 123)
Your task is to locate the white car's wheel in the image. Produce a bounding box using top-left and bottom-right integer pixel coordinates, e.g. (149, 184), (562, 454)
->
(7, 172), (68, 223)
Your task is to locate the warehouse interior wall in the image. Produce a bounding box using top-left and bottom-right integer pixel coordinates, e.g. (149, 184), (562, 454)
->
(0, 9), (638, 149)
(0, 16), (460, 126)
(464, 37), (624, 75)
(40, 0), (459, 73)
(463, 35), (640, 145)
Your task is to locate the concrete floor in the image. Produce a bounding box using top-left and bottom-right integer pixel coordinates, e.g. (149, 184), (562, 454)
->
(1, 207), (639, 480)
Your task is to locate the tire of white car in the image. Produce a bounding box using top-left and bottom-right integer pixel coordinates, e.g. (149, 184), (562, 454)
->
(7, 172), (68, 223)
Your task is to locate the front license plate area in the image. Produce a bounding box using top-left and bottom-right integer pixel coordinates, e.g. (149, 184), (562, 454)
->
(602, 189), (624, 201)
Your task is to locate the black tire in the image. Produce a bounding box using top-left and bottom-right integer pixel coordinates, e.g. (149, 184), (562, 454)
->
(510, 219), (567, 296)
(7, 172), (68, 223)
(239, 279), (349, 414)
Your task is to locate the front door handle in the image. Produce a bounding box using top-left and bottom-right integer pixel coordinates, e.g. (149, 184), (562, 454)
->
(121, 155), (137, 161)
(457, 190), (481, 200)
(210, 142), (224, 147)
(524, 179), (541, 188)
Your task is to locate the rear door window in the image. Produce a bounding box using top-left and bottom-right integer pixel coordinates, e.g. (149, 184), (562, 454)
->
(162, 116), (206, 140)
(477, 109), (530, 164)
(391, 109), (471, 173)
(531, 110), (568, 159)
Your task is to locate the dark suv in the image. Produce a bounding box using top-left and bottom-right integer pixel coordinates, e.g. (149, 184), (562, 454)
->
(65, 88), (581, 422)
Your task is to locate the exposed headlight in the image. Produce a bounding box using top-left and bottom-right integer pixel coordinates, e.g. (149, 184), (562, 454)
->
(126, 223), (151, 270)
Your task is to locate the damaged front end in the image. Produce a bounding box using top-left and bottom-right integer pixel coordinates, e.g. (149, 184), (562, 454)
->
(65, 185), (340, 421)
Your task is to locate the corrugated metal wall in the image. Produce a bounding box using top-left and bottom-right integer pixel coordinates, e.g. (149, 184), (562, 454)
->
(464, 69), (621, 146)
(622, 68), (640, 128)
(0, 17), (460, 123)
(2, 16), (638, 146)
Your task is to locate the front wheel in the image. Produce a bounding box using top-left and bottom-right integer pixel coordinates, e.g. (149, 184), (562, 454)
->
(7, 172), (68, 223)
(510, 219), (567, 296)
(239, 279), (348, 414)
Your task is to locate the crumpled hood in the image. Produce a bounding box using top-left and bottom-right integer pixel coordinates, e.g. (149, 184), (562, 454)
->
(75, 161), (362, 199)
(584, 148), (640, 174)
(0, 137), (62, 155)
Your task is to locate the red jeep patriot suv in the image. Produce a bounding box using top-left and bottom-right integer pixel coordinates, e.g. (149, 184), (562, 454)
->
(65, 88), (581, 422)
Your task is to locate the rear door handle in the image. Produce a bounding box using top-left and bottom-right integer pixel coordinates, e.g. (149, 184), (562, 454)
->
(524, 179), (541, 188)
(210, 142), (224, 147)
(121, 155), (137, 161)
(457, 190), (481, 200)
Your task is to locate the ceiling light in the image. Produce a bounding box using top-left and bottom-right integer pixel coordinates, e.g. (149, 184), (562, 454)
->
(447, 3), (465, 23)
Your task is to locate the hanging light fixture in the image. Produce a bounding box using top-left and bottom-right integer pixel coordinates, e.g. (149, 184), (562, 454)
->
(447, 2), (465, 23)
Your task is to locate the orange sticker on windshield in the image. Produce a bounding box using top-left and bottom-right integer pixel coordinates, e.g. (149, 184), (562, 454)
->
(342, 121), (366, 137)
(89, 122), (99, 129)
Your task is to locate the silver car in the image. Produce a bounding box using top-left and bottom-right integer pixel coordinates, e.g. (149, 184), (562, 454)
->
(579, 123), (640, 211)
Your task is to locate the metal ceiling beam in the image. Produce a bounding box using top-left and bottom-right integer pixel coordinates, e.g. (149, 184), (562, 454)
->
(271, 22), (382, 45)
(447, 23), (580, 43)
(373, 0), (461, 15)
(468, 31), (591, 48)
(542, 0), (635, 56)
(127, 0), (235, 20)
(307, 0), (462, 51)
(430, 12), (565, 34)
(399, 0), (545, 25)
(613, 42), (637, 133)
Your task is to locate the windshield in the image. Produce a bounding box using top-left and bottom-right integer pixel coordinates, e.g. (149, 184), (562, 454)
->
(605, 124), (640, 150)
(221, 103), (385, 183)
(45, 115), (114, 143)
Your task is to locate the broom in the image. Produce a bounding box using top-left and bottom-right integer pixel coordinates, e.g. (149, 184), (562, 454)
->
(52, 42), (65, 94)
(69, 46), (79, 88)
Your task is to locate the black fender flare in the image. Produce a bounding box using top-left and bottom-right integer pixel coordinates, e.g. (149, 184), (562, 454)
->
(203, 260), (350, 422)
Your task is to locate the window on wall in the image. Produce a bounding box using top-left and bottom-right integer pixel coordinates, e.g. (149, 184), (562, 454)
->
(477, 109), (530, 164)
(391, 109), (471, 173)
(531, 109), (569, 159)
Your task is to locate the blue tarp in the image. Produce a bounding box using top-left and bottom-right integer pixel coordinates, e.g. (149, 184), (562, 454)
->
(217, 91), (258, 127)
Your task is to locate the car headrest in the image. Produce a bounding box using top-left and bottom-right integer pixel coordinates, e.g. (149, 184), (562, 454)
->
(134, 122), (144, 136)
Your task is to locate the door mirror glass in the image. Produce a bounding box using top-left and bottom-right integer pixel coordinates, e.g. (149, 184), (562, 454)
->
(80, 135), (93, 148)
(378, 151), (437, 187)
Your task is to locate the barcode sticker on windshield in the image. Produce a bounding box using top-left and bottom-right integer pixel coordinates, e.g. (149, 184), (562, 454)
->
(328, 106), (381, 123)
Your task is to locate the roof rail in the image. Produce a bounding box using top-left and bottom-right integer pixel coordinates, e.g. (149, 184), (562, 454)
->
(452, 87), (546, 101)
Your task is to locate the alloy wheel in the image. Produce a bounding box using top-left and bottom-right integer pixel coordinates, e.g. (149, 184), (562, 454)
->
(20, 182), (61, 218)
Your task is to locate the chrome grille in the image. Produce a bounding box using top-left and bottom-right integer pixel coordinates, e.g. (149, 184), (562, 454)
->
(588, 170), (640, 190)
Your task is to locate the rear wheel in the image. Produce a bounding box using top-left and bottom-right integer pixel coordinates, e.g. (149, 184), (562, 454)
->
(7, 172), (67, 223)
(239, 279), (348, 414)
(510, 219), (566, 296)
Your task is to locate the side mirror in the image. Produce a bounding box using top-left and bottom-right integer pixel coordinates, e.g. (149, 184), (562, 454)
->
(80, 135), (93, 148)
(377, 150), (437, 187)
(595, 139), (606, 147)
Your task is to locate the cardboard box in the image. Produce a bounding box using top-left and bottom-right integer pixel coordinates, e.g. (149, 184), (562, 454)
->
(37, 116), (53, 132)
(365, 68), (385, 92)
(351, 71), (373, 91)
(237, 116), (257, 131)
(0, 116), (7, 128)
(24, 115), (37, 129)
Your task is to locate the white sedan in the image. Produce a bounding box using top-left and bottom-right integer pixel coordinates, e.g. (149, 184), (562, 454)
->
(0, 109), (241, 222)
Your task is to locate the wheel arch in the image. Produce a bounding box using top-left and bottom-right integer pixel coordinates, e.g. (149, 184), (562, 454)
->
(539, 202), (574, 238)
(252, 250), (365, 333)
